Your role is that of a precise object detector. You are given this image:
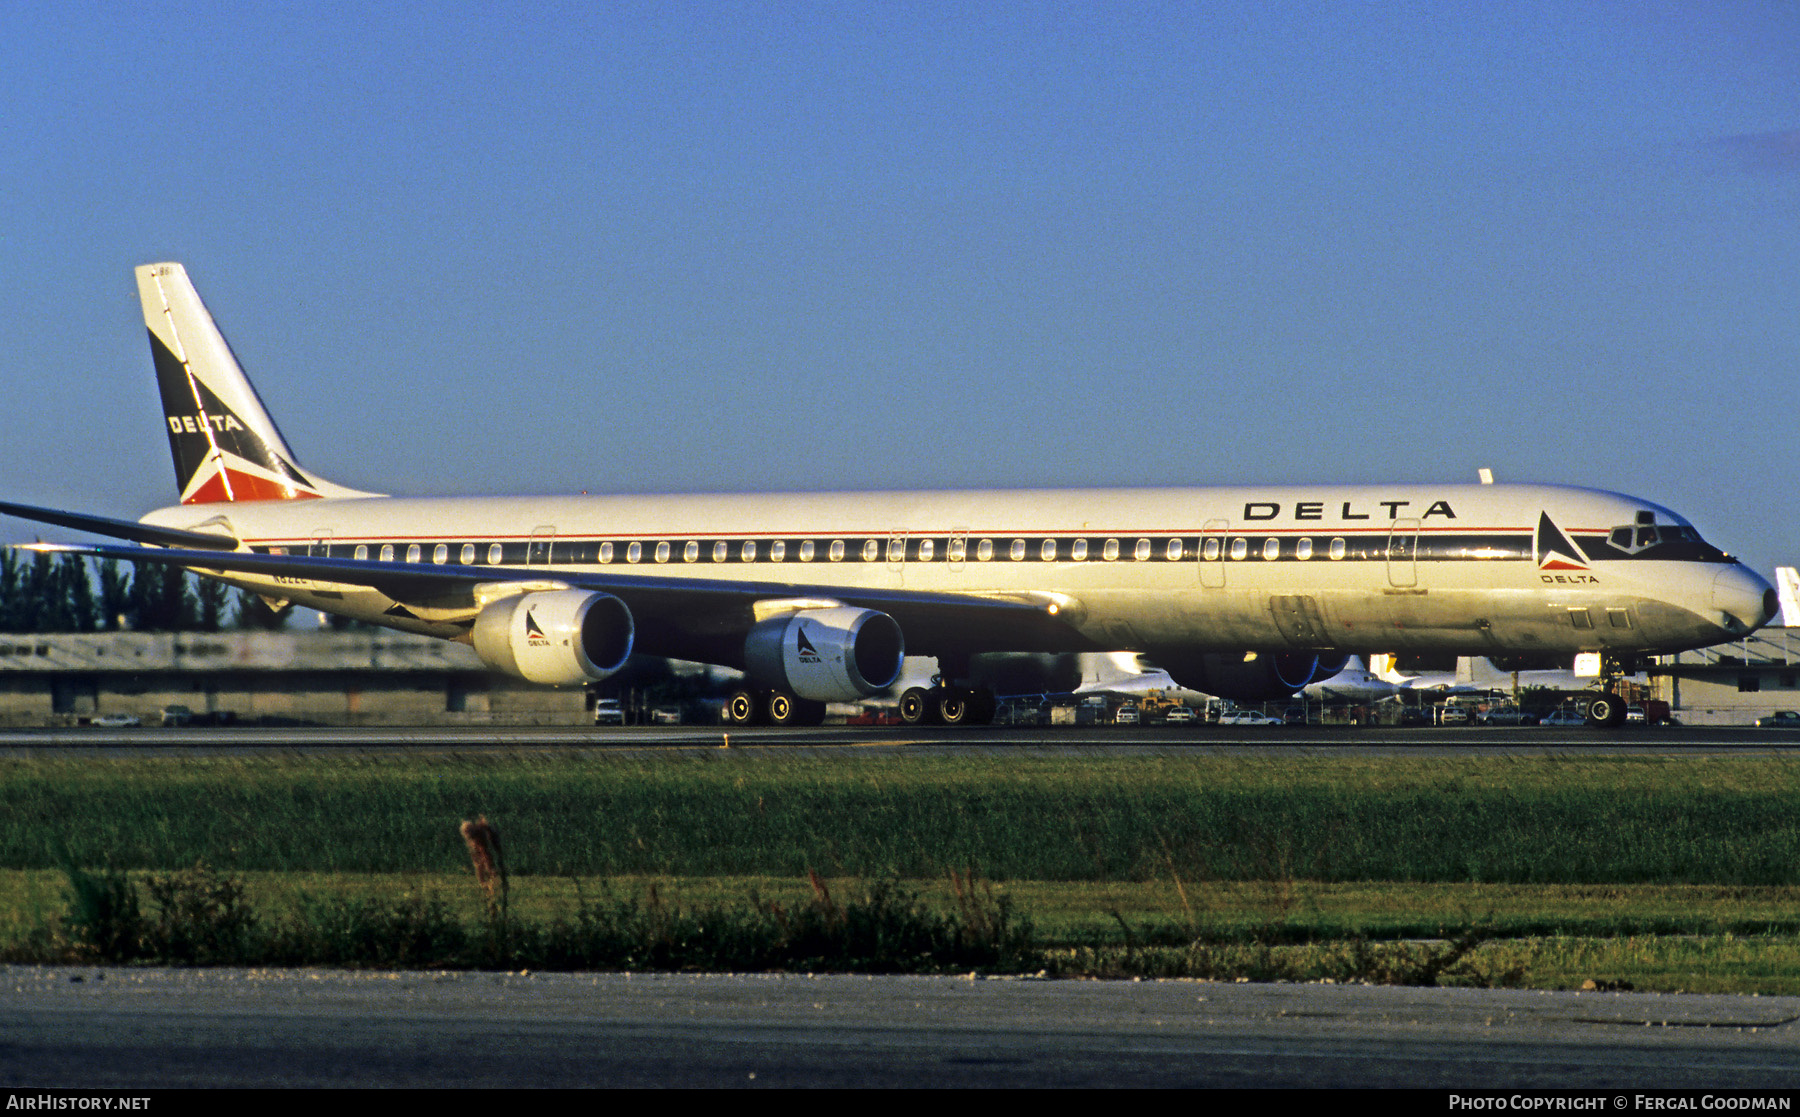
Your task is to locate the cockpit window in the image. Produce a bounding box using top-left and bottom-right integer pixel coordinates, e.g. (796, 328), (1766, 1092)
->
(1603, 511), (1731, 563)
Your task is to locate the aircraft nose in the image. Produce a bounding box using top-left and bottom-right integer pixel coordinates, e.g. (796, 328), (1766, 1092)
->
(1712, 566), (1777, 634)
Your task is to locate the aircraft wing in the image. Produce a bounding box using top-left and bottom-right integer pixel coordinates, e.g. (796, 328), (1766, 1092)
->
(0, 499), (241, 550)
(17, 539), (1090, 659)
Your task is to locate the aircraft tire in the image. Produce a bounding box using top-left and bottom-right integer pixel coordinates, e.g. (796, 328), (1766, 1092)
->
(898, 687), (934, 726)
(936, 687), (994, 727)
(725, 689), (763, 726)
(1585, 692), (1626, 728)
(767, 691), (826, 727)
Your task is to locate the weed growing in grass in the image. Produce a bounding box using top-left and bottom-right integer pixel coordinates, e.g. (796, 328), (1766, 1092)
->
(275, 892), (467, 967)
(142, 863), (257, 965)
(57, 862), (143, 963)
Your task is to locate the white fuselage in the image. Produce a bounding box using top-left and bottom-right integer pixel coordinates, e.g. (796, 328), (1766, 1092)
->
(144, 481), (1771, 663)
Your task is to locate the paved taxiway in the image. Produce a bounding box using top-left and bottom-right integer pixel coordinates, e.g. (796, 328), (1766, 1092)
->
(4, 723), (1800, 756)
(7, 966), (1800, 1088)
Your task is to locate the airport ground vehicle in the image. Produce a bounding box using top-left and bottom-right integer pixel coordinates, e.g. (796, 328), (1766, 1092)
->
(2, 263), (1774, 732)
(593, 699), (625, 726)
(1757, 711), (1800, 728)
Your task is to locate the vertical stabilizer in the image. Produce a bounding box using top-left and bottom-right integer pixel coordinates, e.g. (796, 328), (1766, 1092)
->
(1777, 567), (1800, 628)
(138, 263), (367, 504)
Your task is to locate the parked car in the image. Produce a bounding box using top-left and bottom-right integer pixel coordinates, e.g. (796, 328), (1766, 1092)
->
(90, 713), (142, 728)
(1163, 706), (1197, 724)
(649, 706), (682, 725)
(1624, 706), (1647, 725)
(1756, 711), (1800, 728)
(1436, 705), (1471, 725)
(160, 704), (194, 727)
(593, 699), (625, 726)
(1114, 704), (1140, 725)
(1216, 710), (1281, 726)
(1540, 709), (1586, 727)
(1477, 706), (1539, 726)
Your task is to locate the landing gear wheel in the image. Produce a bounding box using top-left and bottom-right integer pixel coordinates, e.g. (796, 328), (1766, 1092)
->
(1586, 692), (1626, 728)
(766, 691), (827, 727)
(898, 687), (933, 726)
(935, 687), (974, 726)
(725, 689), (762, 726)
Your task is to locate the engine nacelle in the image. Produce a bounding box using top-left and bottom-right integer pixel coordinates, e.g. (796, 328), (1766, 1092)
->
(744, 606), (905, 703)
(470, 590), (634, 687)
(1155, 651), (1351, 704)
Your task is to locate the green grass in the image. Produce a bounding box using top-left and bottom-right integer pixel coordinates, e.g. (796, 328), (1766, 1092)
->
(5, 752), (1800, 883)
(6, 751), (1800, 988)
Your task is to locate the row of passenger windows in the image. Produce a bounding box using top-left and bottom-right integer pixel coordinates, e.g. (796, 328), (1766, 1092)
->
(295, 534), (1395, 566)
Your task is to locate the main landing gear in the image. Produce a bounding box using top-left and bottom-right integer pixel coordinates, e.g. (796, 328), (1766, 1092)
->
(722, 688), (827, 727)
(897, 684), (998, 727)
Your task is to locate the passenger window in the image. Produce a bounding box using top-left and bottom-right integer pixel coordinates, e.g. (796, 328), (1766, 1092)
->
(976, 538), (993, 561)
(406, 544), (421, 564)
(1229, 538), (1248, 561)
(1165, 538), (1182, 561)
(1134, 539), (1150, 562)
(628, 542), (642, 564)
(1040, 539), (1057, 562)
(1103, 539), (1119, 562)
(713, 541), (728, 563)
(1262, 538), (1280, 560)
(799, 540), (815, 561)
(684, 541), (699, 562)
(830, 539), (845, 562)
(433, 544), (448, 565)
(354, 545), (368, 561)
(600, 542), (613, 563)
(380, 544), (394, 562)
(1010, 539), (1026, 561)
(887, 538), (904, 562)
(1329, 537), (1346, 561)
(1295, 538), (1314, 561)
(655, 541), (670, 563)
(741, 541), (757, 562)
(1071, 539), (1088, 561)
(862, 539), (879, 562)
(918, 538), (934, 562)
(771, 540), (786, 562)
(1202, 538), (1221, 561)
(948, 538), (965, 562)
(488, 543), (503, 564)
(459, 543), (475, 564)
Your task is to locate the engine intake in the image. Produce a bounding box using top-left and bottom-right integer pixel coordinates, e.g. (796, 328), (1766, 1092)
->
(471, 589), (634, 687)
(744, 606), (904, 702)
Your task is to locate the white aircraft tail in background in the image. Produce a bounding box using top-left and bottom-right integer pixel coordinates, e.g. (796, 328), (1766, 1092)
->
(1776, 567), (1800, 627)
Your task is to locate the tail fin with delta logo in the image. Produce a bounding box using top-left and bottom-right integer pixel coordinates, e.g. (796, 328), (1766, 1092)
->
(138, 262), (373, 504)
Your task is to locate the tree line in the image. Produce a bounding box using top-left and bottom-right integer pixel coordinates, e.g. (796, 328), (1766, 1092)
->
(0, 552), (296, 633)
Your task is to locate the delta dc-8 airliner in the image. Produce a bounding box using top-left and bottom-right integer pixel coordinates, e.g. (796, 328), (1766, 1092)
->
(0, 263), (1777, 727)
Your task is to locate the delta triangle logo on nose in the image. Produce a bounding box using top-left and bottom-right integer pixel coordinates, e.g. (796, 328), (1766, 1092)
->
(1535, 512), (1589, 571)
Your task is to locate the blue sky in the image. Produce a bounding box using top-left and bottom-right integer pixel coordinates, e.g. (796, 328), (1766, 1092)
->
(4, 2), (1797, 575)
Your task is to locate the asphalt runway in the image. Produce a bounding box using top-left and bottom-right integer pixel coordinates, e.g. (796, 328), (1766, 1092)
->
(2, 722), (1799, 757)
(6, 966), (1799, 1089)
